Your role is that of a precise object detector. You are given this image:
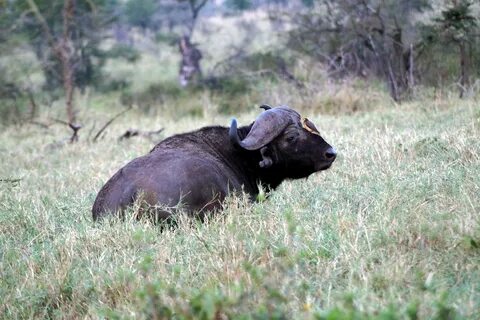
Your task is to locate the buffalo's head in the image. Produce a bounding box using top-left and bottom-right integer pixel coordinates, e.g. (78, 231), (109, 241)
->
(229, 105), (336, 179)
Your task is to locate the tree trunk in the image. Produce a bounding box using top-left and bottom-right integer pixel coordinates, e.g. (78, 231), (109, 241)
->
(27, 0), (80, 142)
(61, 0), (76, 125)
(392, 27), (406, 90)
(407, 43), (415, 94)
(178, 35), (202, 87)
(459, 41), (467, 98)
(386, 59), (399, 102)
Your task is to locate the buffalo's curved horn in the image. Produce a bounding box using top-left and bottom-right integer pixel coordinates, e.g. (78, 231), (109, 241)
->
(229, 109), (290, 150)
(229, 118), (243, 148)
(259, 104), (272, 111)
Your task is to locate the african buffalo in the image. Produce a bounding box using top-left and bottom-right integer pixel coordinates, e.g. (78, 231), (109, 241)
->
(92, 105), (337, 221)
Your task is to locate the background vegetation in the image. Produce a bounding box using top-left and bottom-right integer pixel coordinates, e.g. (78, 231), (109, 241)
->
(0, 0), (479, 318)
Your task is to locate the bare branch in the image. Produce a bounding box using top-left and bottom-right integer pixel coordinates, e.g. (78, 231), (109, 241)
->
(61, 0), (76, 124)
(69, 123), (82, 143)
(26, 89), (38, 120)
(191, 0), (208, 19)
(186, 0), (208, 35)
(27, 0), (78, 128)
(119, 128), (164, 141)
(49, 117), (82, 143)
(28, 120), (52, 129)
(0, 178), (22, 185)
(26, 0), (57, 49)
(92, 106), (133, 142)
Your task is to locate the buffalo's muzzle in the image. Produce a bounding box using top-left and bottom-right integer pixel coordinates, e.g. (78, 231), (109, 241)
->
(324, 147), (337, 161)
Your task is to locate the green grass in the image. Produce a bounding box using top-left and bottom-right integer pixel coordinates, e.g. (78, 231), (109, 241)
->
(0, 93), (479, 319)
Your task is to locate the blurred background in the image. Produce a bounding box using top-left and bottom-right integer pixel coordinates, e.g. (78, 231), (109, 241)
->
(0, 0), (479, 131)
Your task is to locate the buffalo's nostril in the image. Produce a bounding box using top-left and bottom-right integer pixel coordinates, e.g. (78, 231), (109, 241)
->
(325, 147), (337, 160)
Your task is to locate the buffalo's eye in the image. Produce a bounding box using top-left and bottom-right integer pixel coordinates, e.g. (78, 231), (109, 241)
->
(284, 133), (298, 143)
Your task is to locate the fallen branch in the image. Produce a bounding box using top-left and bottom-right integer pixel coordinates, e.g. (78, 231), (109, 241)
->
(50, 117), (82, 143)
(119, 128), (164, 141)
(26, 89), (38, 120)
(86, 121), (97, 141)
(92, 106), (132, 143)
(0, 178), (22, 184)
(28, 120), (52, 129)
(50, 117), (70, 126)
(69, 123), (82, 143)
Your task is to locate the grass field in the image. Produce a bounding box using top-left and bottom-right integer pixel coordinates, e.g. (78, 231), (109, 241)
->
(0, 90), (479, 318)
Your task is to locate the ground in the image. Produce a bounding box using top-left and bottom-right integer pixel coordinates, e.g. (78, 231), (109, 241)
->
(0, 92), (479, 318)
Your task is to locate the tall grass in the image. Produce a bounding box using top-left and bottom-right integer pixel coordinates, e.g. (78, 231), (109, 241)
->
(1, 9), (479, 319)
(0, 92), (478, 318)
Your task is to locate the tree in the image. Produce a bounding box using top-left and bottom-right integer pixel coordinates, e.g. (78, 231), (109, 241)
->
(121, 0), (209, 86)
(431, 1), (478, 97)
(178, 35), (203, 86)
(174, 0), (210, 86)
(226, 0), (252, 11)
(179, 0), (209, 37)
(124, 0), (157, 30)
(278, 0), (431, 101)
(0, 0), (128, 138)
(26, 0), (78, 131)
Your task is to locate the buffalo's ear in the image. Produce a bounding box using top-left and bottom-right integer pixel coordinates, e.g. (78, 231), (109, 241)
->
(230, 108), (290, 150)
(259, 146), (273, 168)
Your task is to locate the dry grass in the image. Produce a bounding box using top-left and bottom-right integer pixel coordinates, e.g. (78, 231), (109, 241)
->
(0, 92), (479, 319)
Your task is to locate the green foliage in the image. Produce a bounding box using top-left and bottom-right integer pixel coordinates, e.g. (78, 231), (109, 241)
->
(301, 0), (314, 8)
(434, 1), (477, 42)
(119, 76), (253, 117)
(234, 52), (291, 74)
(417, 1), (479, 92)
(206, 76), (250, 96)
(226, 0), (252, 11)
(107, 44), (140, 63)
(0, 0), (134, 92)
(124, 0), (157, 29)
